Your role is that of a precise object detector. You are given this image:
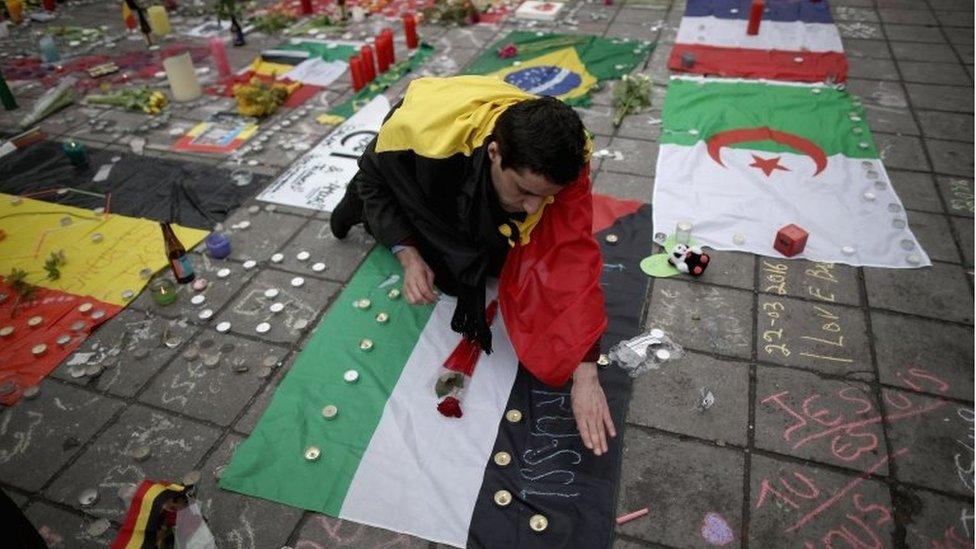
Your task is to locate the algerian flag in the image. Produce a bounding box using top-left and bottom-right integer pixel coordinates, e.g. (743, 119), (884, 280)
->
(653, 76), (930, 268)
(220, 248), (519, 547)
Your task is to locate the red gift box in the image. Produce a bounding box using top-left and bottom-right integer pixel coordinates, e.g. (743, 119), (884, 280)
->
(774, 224), (808, 257)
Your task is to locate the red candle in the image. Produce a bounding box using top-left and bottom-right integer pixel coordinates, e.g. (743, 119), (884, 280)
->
(300, 0), (313, 15)
(375, 37), (390, 73)
(403, 13), (418, 49)
(383, 28), (396, 64)
(747, 0), (763, 35)
(349, 55), (365, 91)
(360, 45), (376, 82)
(43, 0), (55, 11)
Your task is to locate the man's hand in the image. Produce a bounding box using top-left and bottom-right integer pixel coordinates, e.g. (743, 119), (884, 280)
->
(571, 362), (616, 456)
(395, 246), (437, 304)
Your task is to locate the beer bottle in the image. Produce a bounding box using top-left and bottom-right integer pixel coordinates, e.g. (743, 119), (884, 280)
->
(160, 222), (195, 284)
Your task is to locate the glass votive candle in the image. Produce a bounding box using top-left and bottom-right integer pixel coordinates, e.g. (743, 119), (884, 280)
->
(149, 278), (178, 306)
(205, 232), (231, 259)
(61, 140), (89, 168)
(674, 220), (693, 245)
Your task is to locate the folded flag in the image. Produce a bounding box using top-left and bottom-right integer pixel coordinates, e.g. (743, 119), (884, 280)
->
(653, 76), (929, 268)
(669, 0), (847, 83)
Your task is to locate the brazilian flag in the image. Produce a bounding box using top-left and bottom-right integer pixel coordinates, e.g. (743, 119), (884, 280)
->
(464, 31), (654, 106)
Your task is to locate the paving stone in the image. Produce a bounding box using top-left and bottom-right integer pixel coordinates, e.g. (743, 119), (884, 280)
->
(871, 311), (973, 401)
(938, 176), (975, 217)
(867, 261), (973, 322)
(943, 26), (974, 45)
(54, 310), (198, 398)
(748, 453), (894, 547)
(951, 216), (974, 266)
(627, 352), (749, 446)
(928, 0), (973, 10)
(927, 138), (974, 177)
(898, 60), (972, 85)
(605, 136), (658, 176)
(172, 97), (237, 121)
(887, 170), (942, 214)
(756, 295), (872, 379)
(904, 83), (974, 113)
(842, 39), (892, 59)
(615, 109), (662, 141)
(758, 257), (861, 307)
(875, 133), (930, 172)
(272, 221), (374, 283)
(847, 78), (908, 108)
(234, 364), (288, 435)
(45, 405), (220, 521)
(647, 279), (754, 359)
(645, 48), (671, 83)
(219, 207), (307, 263)
(195, 435), (304, 548)
(837, 22), (884, 40)
(917, 110), (974, 142)
(846, 57), (899, 80)
(878, 8), (938, 26)
(889, 41), (960, 64)
(593, 170), (654, 202)
(605, 23), (659, 42)
(951, 42), (975, 64)
(140, 333), (287, 426)
(884, 388), (973, 496)
(216, 268), (339, 344)
(901, 488), (975, 547)
(833, 7), (879, 22)
(864, 104), (919, 135)
(37, 106), (106, 139)
(0, 383), (122, 492)
(293, 512), (429, 548)
(26, 503), (117, 549)
(756, 365), (886, 472)
(935, 10), (974, 27)
(683, 249), (752, 291)
(616, 430), (744, 547)
(131, 253), (257, 322)
(576, 104), (615, 137)
(904, 210), (960, 263)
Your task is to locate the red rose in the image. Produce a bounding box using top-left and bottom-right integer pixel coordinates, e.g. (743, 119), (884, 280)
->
(437, 396), (463, 418)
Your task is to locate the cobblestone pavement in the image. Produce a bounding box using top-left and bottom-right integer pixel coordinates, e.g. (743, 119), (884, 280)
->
(1, 0), (973, 547)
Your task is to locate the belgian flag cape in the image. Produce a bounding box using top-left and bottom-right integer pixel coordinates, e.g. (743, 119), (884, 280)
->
(374, 76), (606, 386)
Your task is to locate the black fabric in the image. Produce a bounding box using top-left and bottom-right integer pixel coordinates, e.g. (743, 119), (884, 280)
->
(354, 133), (513, 352)
(0, 140), (267, 229)
(0, 489), (46, 549)
(467, 204), (653, 549)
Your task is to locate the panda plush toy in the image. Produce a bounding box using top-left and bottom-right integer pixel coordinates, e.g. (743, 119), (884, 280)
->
(668, 244), (710, 276)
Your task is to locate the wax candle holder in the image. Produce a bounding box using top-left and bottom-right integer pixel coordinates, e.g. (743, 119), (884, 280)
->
(149, 278), (178, 306)
(674, 221), (693, 245)
(61, 140), (89, 169)
(39, 35), (61, 64)
(204, 232), (231, 259)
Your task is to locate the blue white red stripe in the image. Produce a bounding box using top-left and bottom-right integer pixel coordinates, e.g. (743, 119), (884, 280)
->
(670, 0), (847, 83)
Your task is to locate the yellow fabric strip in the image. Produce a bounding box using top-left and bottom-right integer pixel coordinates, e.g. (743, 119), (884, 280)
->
(375, 75), (535, 159)
(0, 194), (208, 305)
(123, 483), (185, 549)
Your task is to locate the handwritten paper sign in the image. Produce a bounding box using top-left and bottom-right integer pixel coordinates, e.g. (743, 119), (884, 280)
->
(256, 95), (390, 213)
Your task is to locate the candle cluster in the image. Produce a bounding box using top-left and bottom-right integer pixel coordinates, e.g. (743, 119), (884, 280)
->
(347, 13), (419, 91)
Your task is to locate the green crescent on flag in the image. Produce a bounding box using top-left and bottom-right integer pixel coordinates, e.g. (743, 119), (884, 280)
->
(465, 31), (654, 106)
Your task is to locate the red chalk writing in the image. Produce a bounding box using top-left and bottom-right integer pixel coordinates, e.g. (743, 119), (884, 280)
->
(762, 385), (947, 465)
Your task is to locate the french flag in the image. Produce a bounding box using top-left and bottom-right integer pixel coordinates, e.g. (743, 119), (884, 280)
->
(668, 0), (848, 83)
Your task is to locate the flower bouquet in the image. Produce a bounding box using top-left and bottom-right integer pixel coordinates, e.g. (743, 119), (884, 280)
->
(84, 86), (168, 114)
(434, 300), (498, 418)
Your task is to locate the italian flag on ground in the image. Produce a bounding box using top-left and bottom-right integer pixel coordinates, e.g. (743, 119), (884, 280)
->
(220, 197), (652, 548)
(653, 76), (929, 268)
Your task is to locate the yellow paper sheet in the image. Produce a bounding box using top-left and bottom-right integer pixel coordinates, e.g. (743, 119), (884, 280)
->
(0, 194), (208, 305)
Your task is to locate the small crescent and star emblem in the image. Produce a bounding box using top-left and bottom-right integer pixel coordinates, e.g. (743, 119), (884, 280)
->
(705, 127), (828, 177)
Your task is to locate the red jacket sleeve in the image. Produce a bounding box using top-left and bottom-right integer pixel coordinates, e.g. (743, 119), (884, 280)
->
(498, 166), (607, 387)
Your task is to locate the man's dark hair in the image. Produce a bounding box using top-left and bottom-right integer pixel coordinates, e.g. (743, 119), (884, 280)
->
(492, 96), (587, 186)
